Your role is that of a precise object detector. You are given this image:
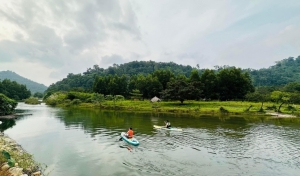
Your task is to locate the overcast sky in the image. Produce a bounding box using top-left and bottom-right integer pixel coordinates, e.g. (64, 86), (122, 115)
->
(0, 0), (300, 86)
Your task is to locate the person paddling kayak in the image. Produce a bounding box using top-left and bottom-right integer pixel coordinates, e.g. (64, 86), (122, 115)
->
(125, 127), (134, 138)
(164, 120), (171, 128)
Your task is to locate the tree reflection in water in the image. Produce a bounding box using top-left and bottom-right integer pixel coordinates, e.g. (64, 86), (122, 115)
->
(0, 119), (16, 132)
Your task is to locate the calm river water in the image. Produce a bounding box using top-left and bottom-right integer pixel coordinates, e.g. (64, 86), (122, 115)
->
(2, 103), (300, 176)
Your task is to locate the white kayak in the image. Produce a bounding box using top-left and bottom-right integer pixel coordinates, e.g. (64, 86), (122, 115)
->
(153, 125), (183, 131)
(120, 132), (140, 146)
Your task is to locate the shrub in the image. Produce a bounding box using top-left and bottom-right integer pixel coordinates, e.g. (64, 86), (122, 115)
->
(0, 93), (17, 115)
(219, 106), (229, 113)
(24, 97), (41, 105)
(44, 92), (67, 106)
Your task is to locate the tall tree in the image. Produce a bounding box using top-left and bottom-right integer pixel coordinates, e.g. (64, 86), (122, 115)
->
(152, 69), (175, 90)
(218, 68), (254, 100)
(162, 76), (202, 103)
(200, 69), (219, 100)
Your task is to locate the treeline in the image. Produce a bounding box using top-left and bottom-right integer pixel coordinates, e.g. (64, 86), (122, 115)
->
(46, 61), (194, 93)
(0, 79), (31, 101)
(87, 67), (254, 102)
(248, 56), (300, 86)
(245, 82), (300, 112)
(46, 56), (300, 94)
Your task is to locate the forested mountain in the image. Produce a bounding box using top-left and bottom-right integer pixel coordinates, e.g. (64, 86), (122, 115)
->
(46, 56), (300, 93)
(47, 61), (194, 93)
(248, 56), (300, 86)
(0, 71), (48, 93)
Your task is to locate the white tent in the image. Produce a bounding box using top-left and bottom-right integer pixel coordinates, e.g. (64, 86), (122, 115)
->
(151, 96), (161, 102)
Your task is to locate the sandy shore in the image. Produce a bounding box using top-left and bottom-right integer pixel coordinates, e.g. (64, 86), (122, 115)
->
(266, 112), (297, 118)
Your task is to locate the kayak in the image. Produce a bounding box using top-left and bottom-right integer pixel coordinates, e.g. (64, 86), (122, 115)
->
(153, 125), (183, 131)
(120, 132), (140, 146)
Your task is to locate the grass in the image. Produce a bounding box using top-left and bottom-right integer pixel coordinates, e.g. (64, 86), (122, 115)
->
(70, 100), (300, 117)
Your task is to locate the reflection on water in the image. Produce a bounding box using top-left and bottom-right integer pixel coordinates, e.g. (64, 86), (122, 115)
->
(0, 119), (16, 132)
(4, 103), (300, 176)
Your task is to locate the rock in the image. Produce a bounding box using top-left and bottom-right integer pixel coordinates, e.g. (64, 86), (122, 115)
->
(31, 171), (41, 176)
(1, 163), (10, 171)
(8, 167), (23, 176)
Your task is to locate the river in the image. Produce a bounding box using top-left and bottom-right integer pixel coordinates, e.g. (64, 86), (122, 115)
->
(2, 103), (300, 176)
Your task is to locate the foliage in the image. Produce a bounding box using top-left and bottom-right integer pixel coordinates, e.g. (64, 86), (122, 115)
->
(200, 69), (219, 100)
(67, 91), (93, 102)
(129, 89), (143, 100)
(33, 92), (44, 98)
(91, 93), (105, 105)
(0, 79), (31, 100)
(161, 76), (203, 103)
(270, 91), (290, 112)
(93, 75), (128, 96)
(24, 97), (41, 105)
(46, 61), (194, 93)
(248, 56), (300, 87)
(44, 92), (67, 106)
(2, 150), (15, 167)
(218, 67), (254, 100)
(0, 93), (17, 115)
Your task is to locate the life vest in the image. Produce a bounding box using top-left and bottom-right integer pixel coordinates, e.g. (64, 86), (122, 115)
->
(127, 130), (134, 138)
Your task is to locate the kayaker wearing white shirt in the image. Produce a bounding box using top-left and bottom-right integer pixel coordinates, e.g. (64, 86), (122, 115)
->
(164, 120), (171, 128)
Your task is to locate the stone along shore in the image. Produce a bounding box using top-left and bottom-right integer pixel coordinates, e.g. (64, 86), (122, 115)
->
(0, 132), (43, 176)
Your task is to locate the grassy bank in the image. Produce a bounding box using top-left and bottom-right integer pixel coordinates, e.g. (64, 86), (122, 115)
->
(57, 100), (300, 117)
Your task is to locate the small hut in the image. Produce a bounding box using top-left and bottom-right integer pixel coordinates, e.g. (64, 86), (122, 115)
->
(150, 96), (161, 103)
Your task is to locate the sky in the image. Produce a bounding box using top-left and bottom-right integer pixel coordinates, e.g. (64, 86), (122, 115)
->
(0, 0), (300, 86)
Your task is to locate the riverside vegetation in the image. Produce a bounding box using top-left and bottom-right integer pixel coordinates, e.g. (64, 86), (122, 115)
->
(43, 91), (300, 117)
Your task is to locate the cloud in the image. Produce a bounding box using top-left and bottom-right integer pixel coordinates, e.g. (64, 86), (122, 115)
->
(0, 0), (300, 86)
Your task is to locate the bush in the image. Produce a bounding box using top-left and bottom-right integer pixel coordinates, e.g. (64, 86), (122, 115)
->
(0, 93), (17, 115)
(24, 97), (41, 105)
(67, 91), (93, 102)
(219, 106), (229, 113)
(71, 99), (81, 105)
(44, 92), (67, 106)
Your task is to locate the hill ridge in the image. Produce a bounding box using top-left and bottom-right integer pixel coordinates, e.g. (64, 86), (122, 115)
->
(0, 70), (48, 93)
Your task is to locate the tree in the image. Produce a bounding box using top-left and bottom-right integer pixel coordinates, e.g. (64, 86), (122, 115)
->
(200, 69), (219, 100)
(218, 68), (254, 100)
(0, 79), (31, 100)
(152, 69), (175, 90)
(283, 82), (300, 92)
(33, 92), (44, 98)
(271, 91), (290, 112)
(130, 89), (143, 100)
(245, 87), (271, 111)
(0, 93), (17, 116)
(161, 77), (202, 104)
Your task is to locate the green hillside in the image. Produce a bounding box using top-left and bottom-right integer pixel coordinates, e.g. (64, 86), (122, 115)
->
(0, 71), (48, 93)
(46, 56), (300, 93)
(248, 56), (300, 86)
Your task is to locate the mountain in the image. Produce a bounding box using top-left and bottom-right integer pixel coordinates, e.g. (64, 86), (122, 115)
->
(247, 56), (300, 87)
(0, 71), (48, 93)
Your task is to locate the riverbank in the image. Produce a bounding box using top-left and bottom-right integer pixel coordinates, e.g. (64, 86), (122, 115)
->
(62, 100), (300, 118)
(0, 132), (43, 176)
(0, 114), (32, 120)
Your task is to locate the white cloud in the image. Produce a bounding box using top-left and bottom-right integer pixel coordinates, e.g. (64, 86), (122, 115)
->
(0, 0), (300, 85)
